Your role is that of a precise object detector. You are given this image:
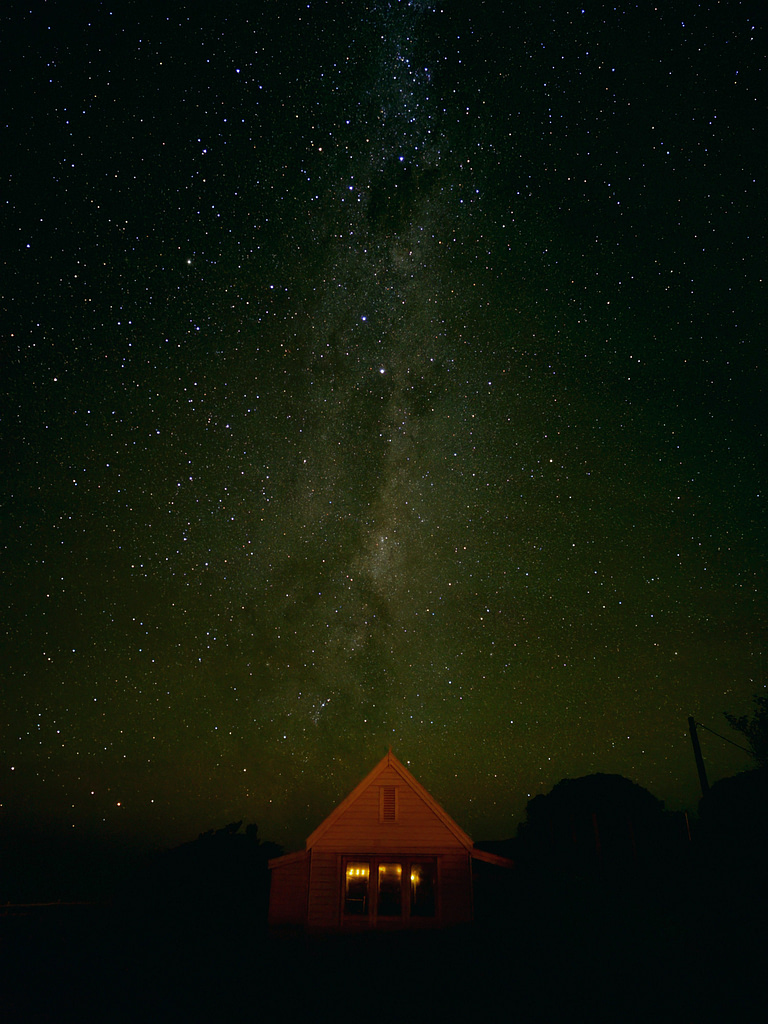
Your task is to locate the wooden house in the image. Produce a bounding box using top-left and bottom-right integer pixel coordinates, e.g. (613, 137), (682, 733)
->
(268, 751), (509, 930)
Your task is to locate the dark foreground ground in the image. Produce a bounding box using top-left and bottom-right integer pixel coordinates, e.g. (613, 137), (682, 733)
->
(1, 859), (765, 1024)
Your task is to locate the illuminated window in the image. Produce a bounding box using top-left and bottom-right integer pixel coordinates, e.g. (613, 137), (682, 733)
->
(410, 861), (436, 917)
(342, 858), (436, 921)
(344, 862), (370, 915)
(377, 862), (403, 916)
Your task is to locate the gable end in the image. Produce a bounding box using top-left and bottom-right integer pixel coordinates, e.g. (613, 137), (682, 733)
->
(305, 751), (473, 850)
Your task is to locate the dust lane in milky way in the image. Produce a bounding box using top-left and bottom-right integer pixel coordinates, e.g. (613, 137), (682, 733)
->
(1, 1), (765, 851)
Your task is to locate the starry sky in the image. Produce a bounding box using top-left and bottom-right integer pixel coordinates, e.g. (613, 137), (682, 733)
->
(2, 0), (766, 855)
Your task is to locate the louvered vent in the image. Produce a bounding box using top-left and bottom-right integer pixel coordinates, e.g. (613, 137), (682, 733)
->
(380, 785), (397, 822)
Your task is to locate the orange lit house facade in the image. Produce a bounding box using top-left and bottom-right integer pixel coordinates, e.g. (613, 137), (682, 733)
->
(268, 751), (508, 930)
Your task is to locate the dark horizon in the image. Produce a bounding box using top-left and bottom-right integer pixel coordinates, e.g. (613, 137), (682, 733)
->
(1, 756), (758, 906)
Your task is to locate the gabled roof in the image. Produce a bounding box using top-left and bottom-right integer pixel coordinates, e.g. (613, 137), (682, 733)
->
(304, 750), (474, 850)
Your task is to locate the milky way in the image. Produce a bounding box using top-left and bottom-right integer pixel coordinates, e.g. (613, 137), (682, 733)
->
(2, 1), (765, 852)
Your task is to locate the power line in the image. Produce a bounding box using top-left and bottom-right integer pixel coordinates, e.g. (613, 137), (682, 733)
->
(693, 720), (754, 757)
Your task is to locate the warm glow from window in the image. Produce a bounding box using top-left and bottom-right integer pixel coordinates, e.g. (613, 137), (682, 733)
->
(377, 862), (403, 916)
(344, 859), (435, 920)
(410, 861), (436, 917)
(346, 865), (369, 878)
(344, 861), (371, 916)
(378, 863), (402, 878)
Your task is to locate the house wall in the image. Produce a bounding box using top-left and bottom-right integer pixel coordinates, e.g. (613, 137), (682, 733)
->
(268, 852), (310, 927)
(304, 849), (473, 929)
(306, 850), (341, 929)
(438, 851), (473, 925)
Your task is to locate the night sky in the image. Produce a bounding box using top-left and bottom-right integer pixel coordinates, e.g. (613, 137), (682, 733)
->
(2, 0), (765, 856)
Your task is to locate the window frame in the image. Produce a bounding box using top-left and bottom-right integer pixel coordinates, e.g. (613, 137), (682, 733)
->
(341, 855), (438, 925)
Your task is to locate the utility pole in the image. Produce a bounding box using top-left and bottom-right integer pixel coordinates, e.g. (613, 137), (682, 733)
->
(688, 716), (710, 797)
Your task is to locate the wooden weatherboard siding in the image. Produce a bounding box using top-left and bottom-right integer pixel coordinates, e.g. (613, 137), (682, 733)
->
(268, 751), (479, 930)
(308, 763), (467, 853)
(306, 851), (341, 929)
(267, 850), (309, 927)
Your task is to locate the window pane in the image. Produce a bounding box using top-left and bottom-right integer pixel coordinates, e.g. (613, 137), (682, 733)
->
(344, 862), (370, 915)
(377, 862), (402, 916)
(410, 861), (436, 917)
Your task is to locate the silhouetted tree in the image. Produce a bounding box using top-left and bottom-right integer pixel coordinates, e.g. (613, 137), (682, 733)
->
(698, 768), (768, 844)
(696, 767), (768, 903)
(724, 692), (768, 767)
(119, 821), (282, 932)
(516, 773), (669, 871)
